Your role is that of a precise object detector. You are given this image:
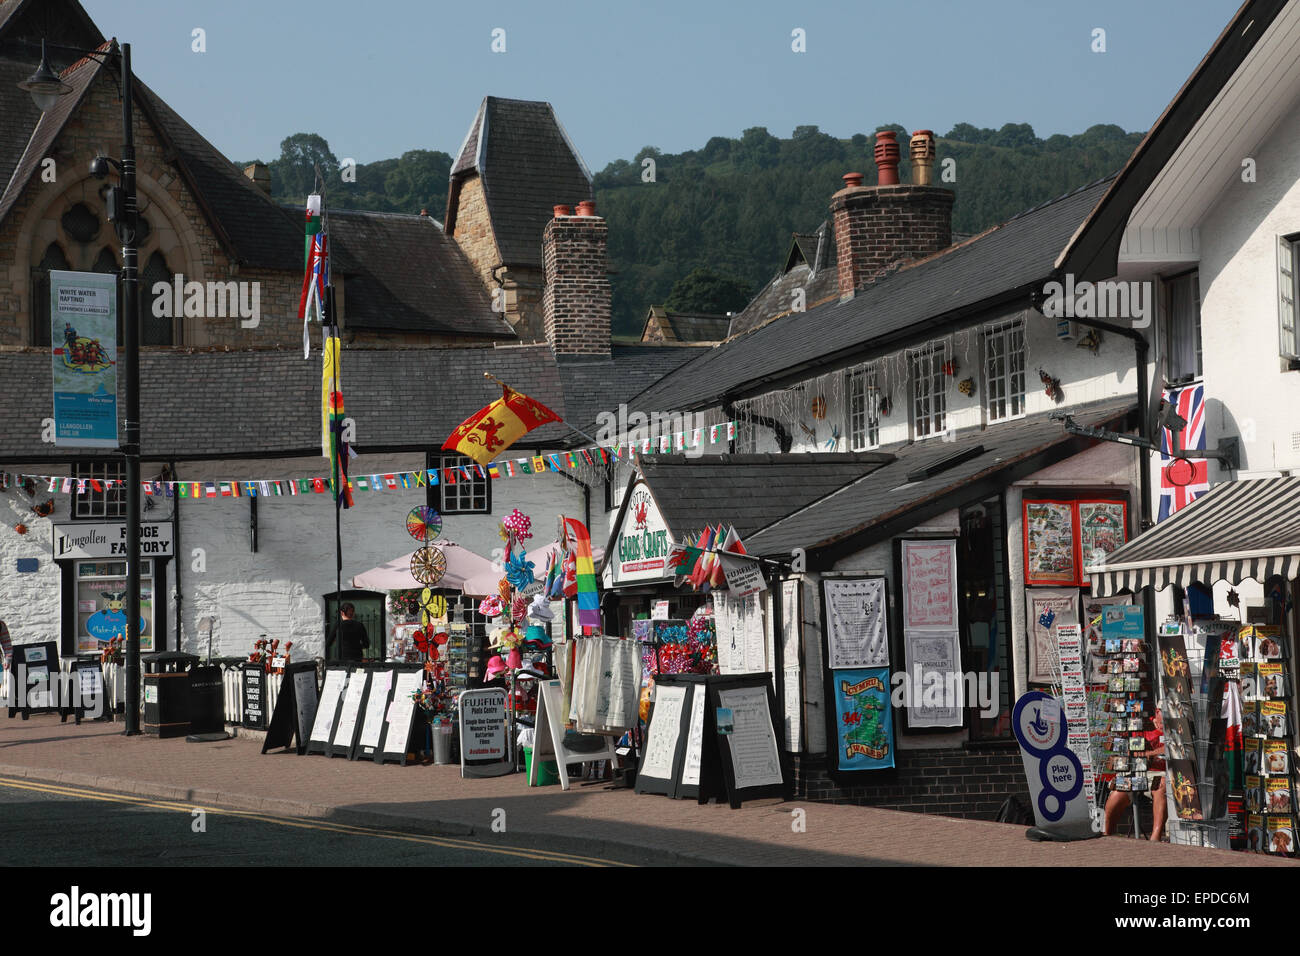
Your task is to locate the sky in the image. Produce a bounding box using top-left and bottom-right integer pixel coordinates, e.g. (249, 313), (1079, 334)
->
(77, 0), (1244, 171)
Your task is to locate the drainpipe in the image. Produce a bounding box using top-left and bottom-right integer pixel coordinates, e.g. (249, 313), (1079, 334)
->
(724, 400), (791, 453)
(1035, 300), (1153, 530)
(170, 460), (182, 653)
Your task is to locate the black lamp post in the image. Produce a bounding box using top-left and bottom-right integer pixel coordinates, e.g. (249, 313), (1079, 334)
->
(21, 37), (144, 735)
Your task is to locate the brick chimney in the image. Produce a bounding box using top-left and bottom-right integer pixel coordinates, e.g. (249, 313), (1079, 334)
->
(243, 161), (272, 196)
(542, 203), (611, 356)
(830, 129), (952, 300)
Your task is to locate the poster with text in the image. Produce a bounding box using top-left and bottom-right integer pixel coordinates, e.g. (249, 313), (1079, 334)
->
(832, 667), (895, 770)
(1024, 500), (1078, 586)
(823, 577), (888, 669)
(1027, 589), (1079, 684)
(901, 539), (958, 630)
(902, 629), (964, 728)
(50, 270), (118, 448)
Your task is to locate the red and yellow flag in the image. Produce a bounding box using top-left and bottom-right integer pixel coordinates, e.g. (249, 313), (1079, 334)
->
(443, 386), (560, 466)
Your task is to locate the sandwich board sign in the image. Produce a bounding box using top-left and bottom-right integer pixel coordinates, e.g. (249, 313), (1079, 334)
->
(532, 678), (620, 790)
(261, 661), (318, 755)
(306, 665), (347, 755)
(459, 688), (512, 778)
(377, 668), (421, 766)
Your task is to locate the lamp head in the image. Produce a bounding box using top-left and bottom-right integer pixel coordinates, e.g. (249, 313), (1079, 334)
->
(18, 40), (73, 112)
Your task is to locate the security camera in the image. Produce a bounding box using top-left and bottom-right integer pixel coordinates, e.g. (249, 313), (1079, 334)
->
(89, 155), (111, 179)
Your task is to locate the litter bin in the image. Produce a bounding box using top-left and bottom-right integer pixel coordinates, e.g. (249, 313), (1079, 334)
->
(432, 718), (454, 764)
(188, 664), (226, 737)
(142, 651), (199, 737)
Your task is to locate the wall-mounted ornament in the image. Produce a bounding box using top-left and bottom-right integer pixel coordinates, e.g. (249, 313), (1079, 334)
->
(825, 425), (841, 450)
(799, 422), (817, 440)
(811, 395), (827, 419)
(32, 499), (54, 518)
(1038, 368), (1064, 404)
(942, 359), (959, 377)
(957, 378), (975, 397)
(18, 477), (36, 498)
(14, 523), (27, 535)
(879, 396), (893, 417)
(1076, 329), (1102, 355)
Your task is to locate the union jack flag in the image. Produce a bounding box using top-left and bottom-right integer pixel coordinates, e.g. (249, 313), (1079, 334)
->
(1158, 383), (1208, 522)
(298, 193), (328, 358)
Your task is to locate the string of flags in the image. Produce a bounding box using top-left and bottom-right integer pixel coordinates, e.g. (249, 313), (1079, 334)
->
(0, 421), (738, 502)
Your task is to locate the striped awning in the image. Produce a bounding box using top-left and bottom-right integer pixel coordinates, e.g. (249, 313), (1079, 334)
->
(1089, 476), (1300, 596)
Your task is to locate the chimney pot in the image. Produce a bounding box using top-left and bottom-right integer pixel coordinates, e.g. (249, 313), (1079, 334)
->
(842, 172), (865, 189)
(873, 130), (900, 186)
(576, 200), (596, 217)
(910, 130), (936, 186)
(553, 204), (572, 218)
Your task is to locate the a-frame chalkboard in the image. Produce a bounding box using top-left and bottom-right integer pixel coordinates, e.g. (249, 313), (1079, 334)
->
(8, 642), (60, 719)
(262, 661), (318, 755)
(328, 666), (371, 758)
(306, 665), (348, 756)
(376, 668), (422, 766)
(635, 677), (694, 797)
(705, 674), (790, 809)
(63, 658), (108, 724)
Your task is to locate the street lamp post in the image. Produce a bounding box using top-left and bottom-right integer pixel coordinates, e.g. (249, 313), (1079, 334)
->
(21, 37), (144, 734)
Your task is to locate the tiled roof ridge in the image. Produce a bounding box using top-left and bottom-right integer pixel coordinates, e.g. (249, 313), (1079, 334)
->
(58, 39), (111, 76)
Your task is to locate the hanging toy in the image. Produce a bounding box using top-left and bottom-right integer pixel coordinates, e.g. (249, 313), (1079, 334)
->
(942, 359), (959, 377)
(505, 549), (536, 591)
(879, 396), (892, 417)
(957, 378), (975, 397)
(810, 396), (827, 419)
(1077, 329), (1102, 355)
(1038, 368), (1064, 403)
(824, 425), (841, 450)
(502, 508), (533, 542)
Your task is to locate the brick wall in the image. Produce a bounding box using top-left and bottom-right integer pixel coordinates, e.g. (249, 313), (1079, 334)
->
(792, 744), (1028, 820)
(830, 184), (954, 299)
(542, 214), (611, 356)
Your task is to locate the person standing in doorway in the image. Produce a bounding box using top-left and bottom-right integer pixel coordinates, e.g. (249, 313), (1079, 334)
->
(327, 603), (369, 662)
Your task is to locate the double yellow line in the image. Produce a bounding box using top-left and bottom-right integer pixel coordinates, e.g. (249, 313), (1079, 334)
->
(0, 776), (629, 867)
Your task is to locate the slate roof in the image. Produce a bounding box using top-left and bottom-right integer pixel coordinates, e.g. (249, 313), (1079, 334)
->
(730, 222), (838, 338)
(555, 344), (713, 437)
(326, 210), (514, 338)
(636, 177), (1114, 412)
(744, 396), (1137, 562)
(446, 96), (593, 268)
(636, 452), (894, 542)
(0, 341), (712, 461)
(641, 307), (730, 343)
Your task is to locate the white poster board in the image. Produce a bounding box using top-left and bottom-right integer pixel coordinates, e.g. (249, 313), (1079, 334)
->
(902, 629), (964, 728)
(638, 684), (687, 783)
(716, 685), (783, 789)
(715, 593), (766, 674)
(379, 669), (421, 762)
(357, 669), (394, 755)
(308, 667), (346, 746)
(781, 578), (802, 750)
(681, 683), (707, 788)
(459, 688), (513, 778)
(822, 576), (889, 669)
(330, 667), (369, 756)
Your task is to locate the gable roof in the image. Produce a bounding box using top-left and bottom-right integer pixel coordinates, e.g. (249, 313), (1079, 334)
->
(445, 96), (593, 268)
(634, 452), (894, 542)
(640, 306), (730, 343)
(326, 209), (514, 338)
(728, 227), (840, 338)
(633, 177), (1114, 413)
(745, 397), (1136, 563)
(1058, 0), (1288, 281)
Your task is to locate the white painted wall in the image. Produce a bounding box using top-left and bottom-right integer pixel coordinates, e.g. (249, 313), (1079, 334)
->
(0, 452), (585, 661)
(1195, 93), (1300, 477)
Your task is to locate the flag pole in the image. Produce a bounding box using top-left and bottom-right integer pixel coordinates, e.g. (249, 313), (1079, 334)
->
(328, 284), (342, 659)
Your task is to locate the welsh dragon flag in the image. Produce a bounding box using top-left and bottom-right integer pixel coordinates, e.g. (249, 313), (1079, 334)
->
(1222, 680), (1243, 791)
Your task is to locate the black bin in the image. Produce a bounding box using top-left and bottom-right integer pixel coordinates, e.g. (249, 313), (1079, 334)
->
(142, 651), (199, 737)
(188, 665), (226, 735)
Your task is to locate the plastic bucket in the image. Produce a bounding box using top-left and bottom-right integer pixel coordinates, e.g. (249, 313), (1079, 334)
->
(523, 746), (560, 786)
(432, 720), (454, 764)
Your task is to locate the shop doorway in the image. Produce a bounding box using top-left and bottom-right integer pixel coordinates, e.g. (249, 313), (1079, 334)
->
(960, 496), (1011, 738)
(323, 590), (386, 662)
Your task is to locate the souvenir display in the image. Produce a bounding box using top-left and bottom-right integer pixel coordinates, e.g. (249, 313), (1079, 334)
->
(1239, 625), (1296, 856)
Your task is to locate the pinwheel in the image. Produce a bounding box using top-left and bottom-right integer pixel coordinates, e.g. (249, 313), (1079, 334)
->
(505, 549), (536, 591)
(502, 508), (532, 542)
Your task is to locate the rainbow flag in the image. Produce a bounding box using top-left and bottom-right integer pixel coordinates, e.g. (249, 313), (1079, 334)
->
(322, 329), (353, 509)
(564, 517), (601, 629)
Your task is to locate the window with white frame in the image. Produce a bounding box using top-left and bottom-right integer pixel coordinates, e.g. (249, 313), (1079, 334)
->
(984, 318), (1025, 422)
(1164, 270), (1202, 381)
(910, 345), (947, 438)
(847, 365), (880, 449)
(72, 461), (125, 519)
(1279, 236), (1300, 361)
(433, 453), (490, 515)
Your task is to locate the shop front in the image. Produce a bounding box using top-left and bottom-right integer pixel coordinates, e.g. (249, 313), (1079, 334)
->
(1088, 475), (1300, 855)
(52, 521), (174, 658)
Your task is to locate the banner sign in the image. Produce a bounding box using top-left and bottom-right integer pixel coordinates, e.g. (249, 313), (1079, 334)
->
(1012, 690), (1094, 838)
(832, 667), (895, 770)
(50, 270), (118, 448)
(823, 577), (888, 669)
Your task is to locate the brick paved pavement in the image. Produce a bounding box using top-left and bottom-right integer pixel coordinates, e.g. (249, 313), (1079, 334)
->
(0, 715), (1289, 867)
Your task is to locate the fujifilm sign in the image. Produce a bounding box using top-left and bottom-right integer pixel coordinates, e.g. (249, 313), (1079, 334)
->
(1040, 275), (1152, 328)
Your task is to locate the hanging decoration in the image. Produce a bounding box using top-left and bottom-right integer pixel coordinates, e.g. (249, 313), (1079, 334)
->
(1038, 368), (1064, 403)
(1077, 329), (1102, 356)
(942, 358), (959, 377)
(957, 378), (975, 397)
(409, 546), (447, 586)
(811, 395), (827, 419)
(405, 506), (442, 543)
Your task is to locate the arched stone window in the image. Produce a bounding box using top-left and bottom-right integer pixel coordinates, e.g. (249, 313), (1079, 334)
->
(30, 242), (71, 347)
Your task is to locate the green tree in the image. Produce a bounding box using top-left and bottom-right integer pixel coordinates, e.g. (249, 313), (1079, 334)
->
(270, 133), (338, 205)
(664, 267), (752, 315)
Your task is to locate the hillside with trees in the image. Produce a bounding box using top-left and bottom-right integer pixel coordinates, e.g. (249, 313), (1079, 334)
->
(253, 122), (1143, 337)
